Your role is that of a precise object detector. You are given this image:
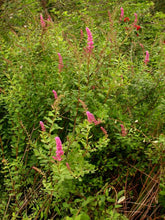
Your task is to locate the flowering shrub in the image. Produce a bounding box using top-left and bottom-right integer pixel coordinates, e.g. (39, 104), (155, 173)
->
(0, 0), (164, 219)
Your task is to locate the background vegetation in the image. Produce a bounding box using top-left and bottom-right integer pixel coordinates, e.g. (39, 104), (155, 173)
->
(0, 0), (165, 219)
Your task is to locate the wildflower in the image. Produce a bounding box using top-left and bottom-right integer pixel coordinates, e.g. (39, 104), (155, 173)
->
(47, 15), (52, 22)
(144, 51), (149, 65)
(86, 27), (94, 53)
(134, 25), (141, 31)
(40, 14), (46, 28)
(52, 90), (58, 100)
(124, 17), (129, 22)
(120, 7), (124, 21)
(46, 15), (52, 27)
(134, 13), (138, 25)
(52, 137), (64, 161)
(57, 53), (63, 72)
(94, 119), (101, 125)
(120, 124), (127, 137)
(86, 111), (96, 123)
(86, 111), (100, 125)
(40, 121), (46, 131)
(100, 126), (108, 137)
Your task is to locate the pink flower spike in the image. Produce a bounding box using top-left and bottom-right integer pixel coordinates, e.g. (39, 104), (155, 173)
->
(120, 124), (127, 137)
(86, 27), (94, 53)
(94, 119), (101, 125)
(40, 14), (46, 28)
(40, 121), (46, 131)
(144, 51), (149, 65)
(52, 90), (58, 100)
(53, 137), (64, 161)
(134, 13), (138, 25)
(120, 7), (124, 21)
(47, 15), (52, 22)
(57, 53), (64, 72)
(86, 111), (96, 124)
(100, 126), (108, 137)
(55, 137), (63, 150)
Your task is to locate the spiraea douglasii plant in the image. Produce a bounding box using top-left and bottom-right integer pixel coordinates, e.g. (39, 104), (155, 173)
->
(0, 0), (165, 219)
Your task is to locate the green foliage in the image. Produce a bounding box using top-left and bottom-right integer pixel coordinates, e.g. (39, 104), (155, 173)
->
(0, 0), (164, 219)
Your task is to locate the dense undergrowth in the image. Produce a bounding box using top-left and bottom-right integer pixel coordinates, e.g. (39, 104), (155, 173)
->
(0, 0), (165, 219)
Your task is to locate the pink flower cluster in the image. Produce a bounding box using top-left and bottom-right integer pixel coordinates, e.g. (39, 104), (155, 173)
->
(40, 14), (52, 29)
(86, 111), (100, 125)
(57, 53), (64, 72)
(86, 27), (94, 53)
(53, 137), (64, 161)
(120, 124), (127, 137)
(40, 121), (46, 131)
(86, 111), (108, 137)
(52, 90), (58, 100)
(120, 7), (124, 21)
(144, 51), (149, 65)
(47, 15), (52, 22)
(40, 15), (46, 28)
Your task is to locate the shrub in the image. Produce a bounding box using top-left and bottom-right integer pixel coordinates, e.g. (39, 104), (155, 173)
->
(0, 0), (164, 219)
